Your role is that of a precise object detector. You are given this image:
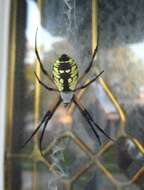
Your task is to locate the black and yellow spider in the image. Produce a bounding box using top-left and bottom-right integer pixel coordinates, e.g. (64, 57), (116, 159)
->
(23, 29), (113, 153)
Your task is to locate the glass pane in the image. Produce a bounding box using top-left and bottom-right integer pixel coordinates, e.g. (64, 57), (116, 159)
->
(5, 0), (144, 190)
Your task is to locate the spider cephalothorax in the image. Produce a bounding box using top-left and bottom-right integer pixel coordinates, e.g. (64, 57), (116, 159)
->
(22, 29), (114, 155)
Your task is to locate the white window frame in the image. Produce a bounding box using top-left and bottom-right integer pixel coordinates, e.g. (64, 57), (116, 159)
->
(0, 0), (10, 189)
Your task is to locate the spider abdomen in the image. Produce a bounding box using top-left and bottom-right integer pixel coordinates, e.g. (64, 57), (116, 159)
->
(53, 54), (79, 91)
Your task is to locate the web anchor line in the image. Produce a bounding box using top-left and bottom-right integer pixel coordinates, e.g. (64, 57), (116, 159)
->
(63, 0), (77, 38)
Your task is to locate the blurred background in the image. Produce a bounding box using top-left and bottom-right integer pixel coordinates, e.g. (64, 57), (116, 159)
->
(0, 0), (144, 189)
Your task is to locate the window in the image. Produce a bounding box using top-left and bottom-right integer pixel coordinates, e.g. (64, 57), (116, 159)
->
(4, 0), (144, 190)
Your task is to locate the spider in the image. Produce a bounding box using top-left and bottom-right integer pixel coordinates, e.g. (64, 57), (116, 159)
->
(22, 29), (113, 153)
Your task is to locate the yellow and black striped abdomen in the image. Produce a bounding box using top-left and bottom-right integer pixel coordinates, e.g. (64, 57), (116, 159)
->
(52, 54), (79, 91)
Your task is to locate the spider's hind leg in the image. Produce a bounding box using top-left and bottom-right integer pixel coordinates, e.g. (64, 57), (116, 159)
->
(21, 110), (51, 149)
(74, 70), (104, 91)
(73, 96), (102, 145)
(73, 96), (114, 145)
(22, 97), (62, 155)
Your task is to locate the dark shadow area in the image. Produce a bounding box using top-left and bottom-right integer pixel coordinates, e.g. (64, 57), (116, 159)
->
(99, 0), (144, 48)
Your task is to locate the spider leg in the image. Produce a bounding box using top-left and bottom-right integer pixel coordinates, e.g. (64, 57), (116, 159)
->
(73, 96), (101, 145)
(77, 42), (99, 84)
(34, 72), (58, 92)
(39, 97), (62, 154)
(74, 70), (104, 91)
(22, 97), (62, 149)
(73, 96), (114, 143)
(82, 106), (114, 142)
(35, 28), (53, 82)
(39, 117), (49, 155)
(21, 111), (51, 148)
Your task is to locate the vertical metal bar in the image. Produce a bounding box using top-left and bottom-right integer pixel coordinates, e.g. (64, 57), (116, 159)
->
(32, 1), (42, 190)
(6, 0), (17, 156)
(33, 0), (42, 149)
(92, 0), (126, 134)
(5, 0), (17, 189)
(92, 0), (97, 53)
(32, 162), (38, 190)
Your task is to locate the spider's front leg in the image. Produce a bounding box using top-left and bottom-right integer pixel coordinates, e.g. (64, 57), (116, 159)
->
(35, 28), (54, 83)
